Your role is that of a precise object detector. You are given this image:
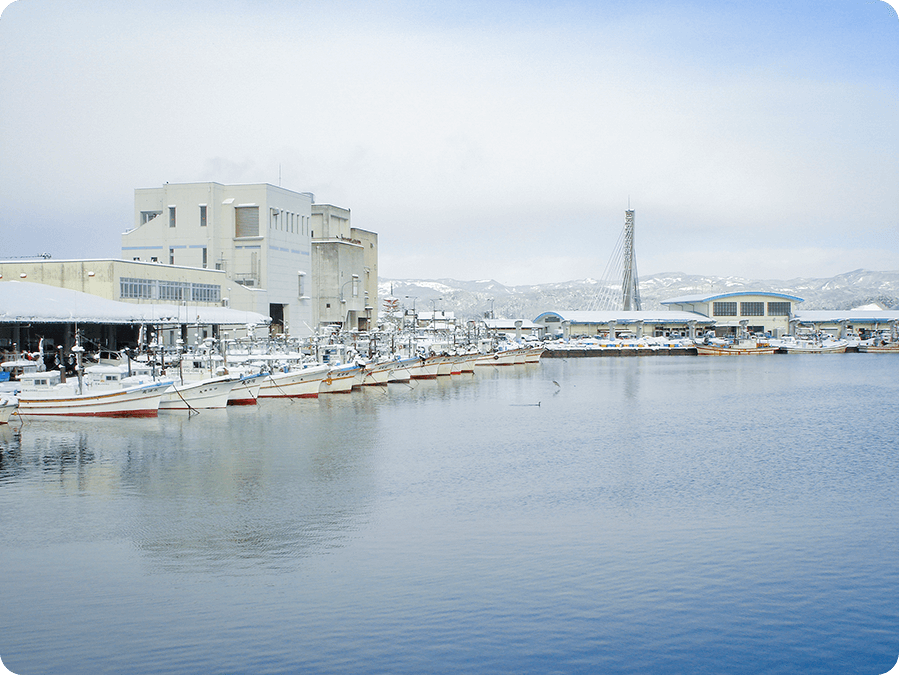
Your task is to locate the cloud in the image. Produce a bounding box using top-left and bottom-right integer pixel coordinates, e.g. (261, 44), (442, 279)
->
(0, 1), (896, 284)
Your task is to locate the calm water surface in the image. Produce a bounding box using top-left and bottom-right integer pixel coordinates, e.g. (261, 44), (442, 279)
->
(1, 356), (897, 674)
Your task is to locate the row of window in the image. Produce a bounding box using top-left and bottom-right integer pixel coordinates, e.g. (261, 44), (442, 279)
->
(120, 278), (221, 303)
(270, 208), (309, 236)
(712, 302), (791, 317)
(141, 205), (310, 239)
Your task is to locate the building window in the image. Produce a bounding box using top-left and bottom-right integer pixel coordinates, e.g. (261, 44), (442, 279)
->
(767, 302), (791, 316)
(158, 280), (184, 301)
(201, 247), (207, 269)
(713, 302), (737, 316)
(169, 206), (176, 228)
(169, 248), (175, 265)
(120, 278), (154, 299)
(141, 210), (162, 225)
(740, 302), (764, 316)
(200, 205), (207, 227)
(235, 206), (259, 237)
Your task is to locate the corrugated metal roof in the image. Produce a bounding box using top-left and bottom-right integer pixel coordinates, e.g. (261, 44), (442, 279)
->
(0, 281), (270, 326)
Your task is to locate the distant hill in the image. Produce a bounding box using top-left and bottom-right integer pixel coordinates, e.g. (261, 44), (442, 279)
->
(379, 269), (899, 321)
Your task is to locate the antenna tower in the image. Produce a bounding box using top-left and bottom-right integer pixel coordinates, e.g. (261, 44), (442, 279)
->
(621, 209), (641, 311)
(588, 208), (642, 311)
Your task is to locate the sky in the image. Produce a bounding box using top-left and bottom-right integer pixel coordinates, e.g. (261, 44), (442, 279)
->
(0, 0), (897, 286)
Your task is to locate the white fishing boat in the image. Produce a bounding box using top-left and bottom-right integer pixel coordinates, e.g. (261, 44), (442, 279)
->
(433, 354), (454, 376)
(319, 363), (363, 394)
(159, 375), (238, 411)
(258, 363), (331, 399)
(228, 373), (266, 405)
(15, 369), (170, 417)
(775, 337), (848, 354)
(475, 347), (521, 366)
(0, 394), (17, 424)
(409, 356), (440, 379)
(524, 346), (545, 363)
(387, 357), (418, 382)
(361, 358), (397, 386)
(858, 341), (899, 353)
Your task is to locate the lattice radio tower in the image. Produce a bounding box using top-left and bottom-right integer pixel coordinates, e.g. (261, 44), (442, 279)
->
(588, 208), (642, 311)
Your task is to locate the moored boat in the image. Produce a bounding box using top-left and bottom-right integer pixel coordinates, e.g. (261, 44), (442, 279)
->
(695, 338), (777, 356)
(0, 394), (17, 424)
(775, 337), (848, 354)
(319, 363), (363, 394)
(258, 364), (331, 399)
(159, 375), (238, 411)
(228, 373), (266, 405)
(15, 370), (170, 417)
(858, 341), (899, 353)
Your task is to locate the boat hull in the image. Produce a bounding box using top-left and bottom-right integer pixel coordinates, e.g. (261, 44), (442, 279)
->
(0, 401), (17, 424)
(696, 344), (777, 356)
(17, 382), (169, 417)
(160, 376), (237, 410)
(258, 366), (330, 399)
(227, 375), (264, 405)
(858, 343), (899, 353)
(319, 366), (361, 394)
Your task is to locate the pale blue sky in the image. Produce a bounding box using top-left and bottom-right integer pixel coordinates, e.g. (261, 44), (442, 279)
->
(0, 0), (897, 284)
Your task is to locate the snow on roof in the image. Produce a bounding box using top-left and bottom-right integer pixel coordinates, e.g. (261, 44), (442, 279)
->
(661, 291), (804, 304)
(533, 310), (715, 324)
(484, 318), (541, 329)
(0, 281), (270, 326)
(793, 310), (898, 323)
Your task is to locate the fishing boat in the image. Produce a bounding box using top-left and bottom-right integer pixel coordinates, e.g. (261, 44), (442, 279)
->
(319, 362), (363, 394)
(524, 345), (546, 362)
(475, 346), (522, 366)
(387, 357), (419, 382)
(361, 358), (398, 386)
(0, 394), (17, 424)
(159, 375), (238, 411)
(858, 341), (899, 353)
(15, 369), (170, 417)
(775, 337), (848, 354)
(695, 338), (777, 356)
(258, 363), (332, 399)
(227, 372), (266, 405)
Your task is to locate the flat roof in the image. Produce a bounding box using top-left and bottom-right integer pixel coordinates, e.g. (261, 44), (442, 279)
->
(0, 281), (269, 326)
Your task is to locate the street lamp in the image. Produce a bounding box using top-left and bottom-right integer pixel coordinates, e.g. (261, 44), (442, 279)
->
(340, 274), (359, 303)
(340, 274), (360, 329)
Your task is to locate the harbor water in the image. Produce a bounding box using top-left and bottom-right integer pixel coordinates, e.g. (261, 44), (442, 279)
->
(1, 355), (897, 674)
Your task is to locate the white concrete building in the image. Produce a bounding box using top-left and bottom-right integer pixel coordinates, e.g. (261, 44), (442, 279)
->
(124, 182), (316, 336)
(661, 291), (804, 336)
(311, 204), (378, 332)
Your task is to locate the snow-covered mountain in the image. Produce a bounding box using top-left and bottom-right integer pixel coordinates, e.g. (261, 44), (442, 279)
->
(379, 269), (899, 321)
